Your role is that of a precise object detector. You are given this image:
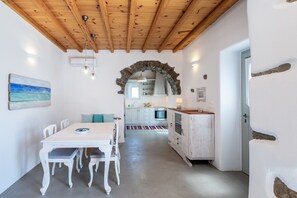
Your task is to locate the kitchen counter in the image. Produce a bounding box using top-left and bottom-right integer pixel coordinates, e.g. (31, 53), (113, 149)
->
(168, 108), (214, 115)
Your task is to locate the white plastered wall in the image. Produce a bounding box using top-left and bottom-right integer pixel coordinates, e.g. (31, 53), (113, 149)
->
(0, 2), (64, 194)
(182, 0), (249, 170)
(248, 0), (297, 197)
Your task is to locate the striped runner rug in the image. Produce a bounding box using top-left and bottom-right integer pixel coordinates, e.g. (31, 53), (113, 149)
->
(126, 125), (168, 130)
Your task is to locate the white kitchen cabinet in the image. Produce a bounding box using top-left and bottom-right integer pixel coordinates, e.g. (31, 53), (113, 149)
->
(125, 108), (155, 125)
(125, 108), (139, 124)
(138, 108), (155, 124)
(168, 109), (215, 166)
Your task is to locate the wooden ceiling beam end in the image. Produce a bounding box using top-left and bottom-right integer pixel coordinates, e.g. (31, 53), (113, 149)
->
(126, 0), (137, 53)
(98, 0), (114, 53)
(2, 0), (67, 52)
(173, 0), (239, 52)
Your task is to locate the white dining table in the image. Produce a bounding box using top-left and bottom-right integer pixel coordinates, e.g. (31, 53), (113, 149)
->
(39, 122), (115, 195)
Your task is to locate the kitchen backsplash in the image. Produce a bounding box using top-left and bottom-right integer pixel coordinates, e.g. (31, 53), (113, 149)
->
(125, 96), (168, 108)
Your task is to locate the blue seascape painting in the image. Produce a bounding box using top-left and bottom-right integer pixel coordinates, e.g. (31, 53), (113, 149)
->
(8, 74), (51, 110)
(9, 83), (51, 94)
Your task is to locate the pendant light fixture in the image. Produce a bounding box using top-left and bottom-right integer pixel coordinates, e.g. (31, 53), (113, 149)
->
(82, 15), (89, 75)
(81, 15), (96, 80)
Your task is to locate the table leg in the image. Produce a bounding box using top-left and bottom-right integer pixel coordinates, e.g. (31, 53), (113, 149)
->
(100, 145), (112, 195)
(39, 147), (51, 195)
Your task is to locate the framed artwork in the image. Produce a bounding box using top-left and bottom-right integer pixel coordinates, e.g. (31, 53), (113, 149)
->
(197, 87), (206, 102)
(8, 74), (51, 110)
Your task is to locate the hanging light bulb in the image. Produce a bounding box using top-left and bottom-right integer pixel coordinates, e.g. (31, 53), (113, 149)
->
(91, 72), (96, 80)
(83, 62), (89, 74)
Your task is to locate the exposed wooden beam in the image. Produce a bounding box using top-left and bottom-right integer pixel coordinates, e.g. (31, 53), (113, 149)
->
(32, 0), (83, 52)
(97, 0), (114, 52)
(126, 0), (137, 53)
(2, 0), (67, 52)
(173, 0), (238, 52)
(64, 0), (98, 52)
(142, 0), (170, 53)
(158, 0), (201, 52)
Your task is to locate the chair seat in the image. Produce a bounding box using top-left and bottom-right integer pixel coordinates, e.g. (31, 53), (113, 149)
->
(90, 148), (117, 158)
(49, 148), (78, 159)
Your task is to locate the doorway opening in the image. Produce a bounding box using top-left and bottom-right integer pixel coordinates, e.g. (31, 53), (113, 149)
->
(241, 49), (252, 175)
(219, 39), (250, 171)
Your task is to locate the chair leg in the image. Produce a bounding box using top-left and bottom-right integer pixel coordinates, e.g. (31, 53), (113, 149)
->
(79, 148), (83, 168)
(51, 163), (56, 175)
(84, 148), (88, 159)
(76, 154), (80, 173)
(118, 159), (120, 174)
(64, 161), (74, 188)
(59, 162), (62, 168)
(115, 160), (120, 185)
(95, 161), (100, 172)
(88, 159), (96, 187)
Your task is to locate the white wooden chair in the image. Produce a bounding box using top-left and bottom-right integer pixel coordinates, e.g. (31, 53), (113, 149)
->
(43, 124), (80, 188)
(60, 119), (70, 130)
(60, 119), (84, 168)
(88, 120), (120, 187)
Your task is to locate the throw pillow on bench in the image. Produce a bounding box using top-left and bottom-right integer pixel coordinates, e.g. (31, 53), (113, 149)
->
(81, 114), (114, 123)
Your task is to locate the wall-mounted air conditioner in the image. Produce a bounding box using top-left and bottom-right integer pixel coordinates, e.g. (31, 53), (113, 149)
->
(69, 57), (97, 67)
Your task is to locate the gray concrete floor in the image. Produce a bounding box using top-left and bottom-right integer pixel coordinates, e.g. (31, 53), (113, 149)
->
(1, 130), (249, 198)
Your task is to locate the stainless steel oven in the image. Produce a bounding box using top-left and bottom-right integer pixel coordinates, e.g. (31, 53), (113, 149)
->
(155, 108), (167, 120)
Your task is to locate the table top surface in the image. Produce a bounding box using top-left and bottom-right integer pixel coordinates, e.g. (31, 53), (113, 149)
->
(41, 123), (114, 144)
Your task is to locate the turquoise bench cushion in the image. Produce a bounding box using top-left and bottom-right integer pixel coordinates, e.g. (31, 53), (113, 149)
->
(81, 114), (93, 123)
(103, 114), (114, 123)
(93, 114), (104, 123)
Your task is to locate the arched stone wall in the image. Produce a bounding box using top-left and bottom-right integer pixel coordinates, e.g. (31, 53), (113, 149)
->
(116, 61), (181, 95)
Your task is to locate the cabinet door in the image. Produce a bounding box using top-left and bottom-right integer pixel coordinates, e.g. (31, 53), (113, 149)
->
(131, 109), (139, 124)
(189, 115), (214, 159)
(125, 108), (139, 124)
(167, 110), (174, 142)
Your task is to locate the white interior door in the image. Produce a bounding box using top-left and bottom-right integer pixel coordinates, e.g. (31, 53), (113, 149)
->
(241, 50), (252, 175)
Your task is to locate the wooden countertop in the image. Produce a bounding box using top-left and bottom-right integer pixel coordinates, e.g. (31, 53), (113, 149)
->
(168, 108), (214, 115)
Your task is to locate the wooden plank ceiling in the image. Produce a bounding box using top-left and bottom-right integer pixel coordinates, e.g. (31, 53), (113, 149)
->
(2, 0), (238, 53)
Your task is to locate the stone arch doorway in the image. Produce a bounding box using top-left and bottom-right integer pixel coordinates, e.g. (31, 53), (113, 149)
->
(116, 61), (181, 95)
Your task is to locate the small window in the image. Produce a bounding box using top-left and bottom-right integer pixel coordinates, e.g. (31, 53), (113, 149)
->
(131, 86), (140, 99)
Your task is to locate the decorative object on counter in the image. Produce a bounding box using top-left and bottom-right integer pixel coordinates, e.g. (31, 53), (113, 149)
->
(197, 87), (206, 102)
(116, 61), (181, 95)
(203, 74), (207, 80)
(8, 74), (51, 110)
(143, 102), (151, 107)
(75, 128), (89, 134)
(176, 98), (183, 109)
